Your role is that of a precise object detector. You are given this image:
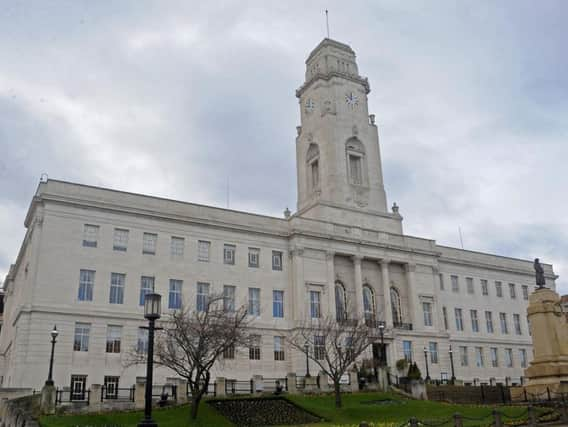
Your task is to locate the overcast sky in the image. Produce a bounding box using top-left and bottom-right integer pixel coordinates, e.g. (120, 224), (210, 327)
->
(0, 1), (566, 294)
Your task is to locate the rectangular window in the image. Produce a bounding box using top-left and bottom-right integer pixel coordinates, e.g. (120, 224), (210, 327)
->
(142, 233), (157, 255)
(495, 281), (503, 297)
(139, 276), (154, 306)
(197, 240), (210, 262)
(223, 345), (235, 359)
(196, 282), (210, 312)
(403, 340), (413, 361)
(137, 328), (149, 353)
(170, 237), (184, 257)
(429, 342), (439, 364)
(310, 290), (321, 319)
(248, 288), (260, 316)
(70, 375), (87, 400)
(422, 302), (433, 326)
(224, 244), (236, 265)
(519, 349), (527, 368)
(475, 347), (484, 367)
(455, 308), (464, 331)
(78, 269), (95, 301)
(459, 346), (468, 366)
(272, 251), (283, 271)
(509, 283), (516, 299)
(110, 273), (125, 304)
(223, 285), (236, 313)
(113, 228), (129, 251)
(104, 376), (119, 399)
(485, 311), (494, 333)
(490, 347), (499, 367)
(466, 277), (474, 294)
(439, 273), (444, 290)
(106, 325), (122, 353)
(470, 309), (479, 333)
(349, 154), (363, 185)
(505, 348), (513, 367)
(73, 323), (91, 351)
(249, 335), (261, 360)
(168, 279), (182, 309)
(522, 285), (529, 300)
(513, 313), (522, 335)
(442, 307), (449, 330)
(82, 224), (99, 248)
(273, 290), (284, 318)
(314, 335), (326, 360)
(248, 248), (260, 268)
(274, 336), (285, 361)
(499, 312), (508, 334)
(451, 275), (459, 293)
(481, 279), (489, 296)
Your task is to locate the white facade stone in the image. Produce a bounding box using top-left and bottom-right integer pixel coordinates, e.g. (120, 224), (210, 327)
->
(0, 38), (557, 391)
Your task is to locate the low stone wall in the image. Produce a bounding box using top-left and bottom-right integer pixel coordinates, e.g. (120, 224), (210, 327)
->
(0, 394), (41, 427)
(427, 384), (511, 404)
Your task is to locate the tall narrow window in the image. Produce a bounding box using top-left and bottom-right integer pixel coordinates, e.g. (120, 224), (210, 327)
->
(106, 325), (122, 353)
(499, 313), (508, 334)
(139, 276), (154, 306)
(311, 159), (320, 189)
(73, 323), (91, 351)
(403, 340), (412, 361)
(249, 335), (261, 360)
(274, 336), (285, 361)
(248, 288), (260, 316)
(391, 287), (402, 325)
(272, 251), (283, 271)
(485, 311), (494, 333)
(522, 285), (529, 300)
(490, 347), (499, 367)
(142, 233), (157, 255)
(466, 277), (474, 294)
(429, 342), (439, 364)
(310, 290), (321, 319)
(170, 237), (184, 257)
(442, 307), (449, 330)
(223, 285), (236, 313)
(519, 349), (527, 368)
(168, 279), (182, 309)
(439, 273), (444, 290)
(423, 302), (433, 327)
(509, 283), (516, 299)
(363, 286), (375, 323)
(223, 345), (235, 359)
(513, 313), (522, 335)
(104, 376), (119, 399)
(306, 143), (320, 191)
(110, 273), (125, 304)
(273, 290), (284, 318)
(335, 283), (346, 321)
(113, 229), (129, 251)
(470, 310), (479, 332)
(78, 269), (95, 301)
(481, 279), (489, 296)
(82, 224), (99, 247)
(505, 348), (513, 367)
(197, 240), (210, 262)
(451, 275), (459, 293)
(495, 281), (503, 297)
(224, 244), (236, 265)
(475, 347), (484, 367)
(248, 248), (260, 268)
(455, 308), (464, 331)
(70, 375), (87, 400)
(348, 154), (363, 185)
(314, 335), (326, 360)
(196, 282), (210, 312)
(137, 328), (149, 353)
(459, 346), (468, 366)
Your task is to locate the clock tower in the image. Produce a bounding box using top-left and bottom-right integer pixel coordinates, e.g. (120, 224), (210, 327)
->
(295, 39), (401, 233)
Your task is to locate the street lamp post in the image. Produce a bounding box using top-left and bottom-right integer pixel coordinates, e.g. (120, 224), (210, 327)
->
(45, 325), (59, 386)
(138, 293), (161, 427)
(449, 345), (456, 384)
(304, 341), (311, 377)
(423, 347), (430, 382)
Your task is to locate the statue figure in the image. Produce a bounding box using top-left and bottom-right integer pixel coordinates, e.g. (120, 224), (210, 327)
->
(534, 258), (546, 289)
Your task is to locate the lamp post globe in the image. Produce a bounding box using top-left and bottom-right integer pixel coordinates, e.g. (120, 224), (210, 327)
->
(138, 293), (161, 427)
(45, 325), (58, 386)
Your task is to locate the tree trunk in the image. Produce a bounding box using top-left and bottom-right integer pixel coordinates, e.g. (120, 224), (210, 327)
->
(334, 381), (342, 408)
(190, 394), (202, 419)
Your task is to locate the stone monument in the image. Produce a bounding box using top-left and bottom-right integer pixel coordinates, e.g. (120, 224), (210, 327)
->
(523, 259), (568, 395)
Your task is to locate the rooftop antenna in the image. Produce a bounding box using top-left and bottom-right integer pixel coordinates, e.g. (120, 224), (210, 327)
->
(325, 10), (330, 39)
(458, 226), (464, 249)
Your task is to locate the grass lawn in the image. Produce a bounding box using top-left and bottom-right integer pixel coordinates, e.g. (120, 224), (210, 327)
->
(40, 392), (538, 427)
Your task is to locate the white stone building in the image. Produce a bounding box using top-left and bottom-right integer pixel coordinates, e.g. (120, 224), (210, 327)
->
(0, 38), (557, 393)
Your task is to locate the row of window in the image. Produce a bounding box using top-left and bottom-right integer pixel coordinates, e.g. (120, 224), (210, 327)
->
(402, 340), (528, 369)
(441, 274), (529, 300)
(440, 307), (525, 335)
(82, 224), (284, 270)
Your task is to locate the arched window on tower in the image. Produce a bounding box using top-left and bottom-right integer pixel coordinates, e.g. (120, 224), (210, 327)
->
(335, 282), (346, 322)
(363, 285), (376, 325)
(306, 143), (320, 192)
(390, 287), (402, 326)
(345, 138), (366, 186)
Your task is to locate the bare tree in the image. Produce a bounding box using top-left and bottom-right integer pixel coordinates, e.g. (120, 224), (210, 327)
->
(147, 294), (251, 419)
(288, 311), (374, 408)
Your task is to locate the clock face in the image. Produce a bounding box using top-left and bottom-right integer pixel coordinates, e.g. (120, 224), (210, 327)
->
(345, 92), (359, 108)
(305, 98), (315, 113)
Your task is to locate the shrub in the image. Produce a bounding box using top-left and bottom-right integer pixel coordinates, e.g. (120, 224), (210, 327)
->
(407, 362), (422, 380)
(395, 358), (408, 372)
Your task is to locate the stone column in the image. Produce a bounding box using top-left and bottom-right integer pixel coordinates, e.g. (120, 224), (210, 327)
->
(379, 259), (393, 327)
(40, 383), (56, 415)
(215, 377), (226, 397)
(405, 263), (417, 327)
(349, 368), (359, 392)
(175, 379), (188, 404)
(89, 384), (102, 412)
(352, 255), (364, 319)
(134, 379), (145, 410)
(286, 372), (297, 394)
(326, 251), (336, 320)
(318, 371), (330, 392)
(290, 248), (305, 320)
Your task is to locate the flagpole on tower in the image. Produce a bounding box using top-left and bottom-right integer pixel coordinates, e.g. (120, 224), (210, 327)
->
(325, 10), (330, 39)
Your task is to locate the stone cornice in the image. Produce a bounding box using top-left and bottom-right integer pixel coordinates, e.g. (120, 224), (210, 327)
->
(296, 71), (370, 98)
